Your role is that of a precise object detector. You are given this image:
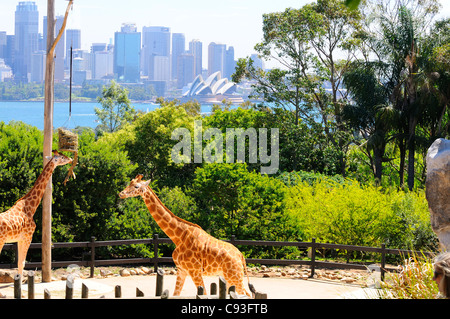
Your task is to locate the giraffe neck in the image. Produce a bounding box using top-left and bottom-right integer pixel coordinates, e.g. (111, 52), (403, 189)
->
(141, 187), (198, 246)
(21, 160), (56, 216)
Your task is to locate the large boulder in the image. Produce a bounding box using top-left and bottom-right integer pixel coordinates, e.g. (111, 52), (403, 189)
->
(426, 138), (450, 251)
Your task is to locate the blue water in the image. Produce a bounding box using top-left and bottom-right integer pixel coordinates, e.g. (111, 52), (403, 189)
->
(0, 101), (213, 131)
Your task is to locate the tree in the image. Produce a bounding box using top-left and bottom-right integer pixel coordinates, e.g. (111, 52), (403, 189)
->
(125, 100), (199, 188)
(233, 0), (362, 176)
(369, 0), (442, 189)
(95, 81), (136, 133)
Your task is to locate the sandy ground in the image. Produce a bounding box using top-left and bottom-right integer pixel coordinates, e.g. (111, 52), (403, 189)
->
(0, 273), (378, 299)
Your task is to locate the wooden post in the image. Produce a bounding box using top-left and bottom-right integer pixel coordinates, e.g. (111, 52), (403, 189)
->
(90, 236), (96, 278)
(81, 283), (89, 299)
(161, 289), (170, 299)
(42, 0), (55, 283)
(310, 238), (316, 278)
(28, 271), (35, 299)
(197, 286), (205, 296)
(44, 288), (51, 299)
(153, 234), (159, 272)
(210, 282), (217, 295)
(381, 243), (386, 281)
(115, 285), (122, 298)
(65, 275), (74, 299)
(42, 0), (73, 283)
(219, 276), (227, 299)
(14, 274), (21, 299)
(155, 268), (164, 296)
(136, 287), (144, 297)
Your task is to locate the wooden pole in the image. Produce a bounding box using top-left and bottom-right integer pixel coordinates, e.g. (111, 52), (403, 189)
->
(42, 0), (55, 283)
(42, 0), (73, 282)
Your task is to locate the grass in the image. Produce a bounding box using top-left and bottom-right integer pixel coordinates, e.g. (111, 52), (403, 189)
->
(376, 253), (440, 299)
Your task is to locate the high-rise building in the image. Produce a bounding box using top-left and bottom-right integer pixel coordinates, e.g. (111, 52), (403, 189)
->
(43, 15), (66, 83)
(189, 39), (202, 78)
(153, 55), (170, 81)
(14, 1), (39, 82)
(208, 42), (226, 77)
(91, 43), (113, 80)
(66, 29), (81, 68)
(250, 54), (265, 70)
(208, 42), (236, 80)
(0, 32), (7, 61)
(177, 53), (194, 89)
(31, 50), (45, 83)
(114, 23), (141, 83)
(141, 26), (170, 80)
(171, 33), (185, 81)
(224, 46), (236, 80)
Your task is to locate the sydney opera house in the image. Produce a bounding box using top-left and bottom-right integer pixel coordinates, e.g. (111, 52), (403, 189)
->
(182, 71), (242, 103)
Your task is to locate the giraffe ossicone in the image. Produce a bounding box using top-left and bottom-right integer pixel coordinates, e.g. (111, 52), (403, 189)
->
(119, 174), (255, 297)
(0, 150), (72, 276)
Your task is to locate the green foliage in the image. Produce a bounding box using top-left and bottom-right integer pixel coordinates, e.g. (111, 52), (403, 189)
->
(189, 163), (302, 258)
(125, 101), (199, 188)
(378, 253), (440, 299)
(95, 81), (136, 133)
(0, 121), (43, 211)
(285, 179), (437, 251)
(50, 129), (138, 243)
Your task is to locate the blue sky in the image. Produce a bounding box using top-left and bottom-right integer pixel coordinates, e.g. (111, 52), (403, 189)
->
(1, 0), (449, 68)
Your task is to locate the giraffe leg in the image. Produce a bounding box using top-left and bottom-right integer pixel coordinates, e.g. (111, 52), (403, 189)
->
(224, 265), (250, 297)
(17, 236), (32, 277)
(189, 270), (206, 293)
(173, 268), (188, 296)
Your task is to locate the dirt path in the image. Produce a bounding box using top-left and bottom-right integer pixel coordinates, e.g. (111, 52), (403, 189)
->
(0, 268), (378, 299)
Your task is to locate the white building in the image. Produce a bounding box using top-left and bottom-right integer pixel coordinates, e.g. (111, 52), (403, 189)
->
(93, 50), (114, 80)
(0, 58), (12, 82)
(153, 55), (170, 82)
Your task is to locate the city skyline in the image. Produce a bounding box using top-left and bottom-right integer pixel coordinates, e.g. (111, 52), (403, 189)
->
(0, 0), (312, 69)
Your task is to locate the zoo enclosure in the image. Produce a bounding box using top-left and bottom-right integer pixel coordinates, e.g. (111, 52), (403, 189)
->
(0, 235), (435, 281)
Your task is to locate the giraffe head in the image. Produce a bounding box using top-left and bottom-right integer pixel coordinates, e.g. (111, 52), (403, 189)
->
(119, 174), (151, 199)
(49, 150), (73, 166)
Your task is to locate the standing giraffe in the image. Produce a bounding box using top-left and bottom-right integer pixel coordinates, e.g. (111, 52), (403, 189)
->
(0, 150), (72, 276)
(119, 174), (255, 297)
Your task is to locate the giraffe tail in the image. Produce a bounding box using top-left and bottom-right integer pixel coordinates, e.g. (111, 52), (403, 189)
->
(242, 253), (256, 295)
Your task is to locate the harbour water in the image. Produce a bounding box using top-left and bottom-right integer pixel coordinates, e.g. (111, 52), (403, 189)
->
(0, 101), (214, 130)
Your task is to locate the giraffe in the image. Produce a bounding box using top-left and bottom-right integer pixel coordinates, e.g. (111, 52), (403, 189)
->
(119, 174), (256, 297)
(0, 150), (72, 276)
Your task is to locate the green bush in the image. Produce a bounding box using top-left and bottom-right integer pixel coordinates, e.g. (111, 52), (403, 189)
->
(285, 179), (437, 253)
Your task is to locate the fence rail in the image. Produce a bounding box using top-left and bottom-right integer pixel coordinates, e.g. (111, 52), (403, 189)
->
(0, 234), (435, 281)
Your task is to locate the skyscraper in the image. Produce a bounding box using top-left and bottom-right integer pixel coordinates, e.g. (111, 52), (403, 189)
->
(43, 15), (66, 83)
(171, 33), (185, 82)
(14, 1), (39, 82)
(141, 26), (170, 80)
(189, 39), (202, 78)
(177, 53), (194, 89)
(208, 42), (226, 77)
(66, 29), (81, 69)
(225, 46), (236, 80)
(114, 23), (141, 83)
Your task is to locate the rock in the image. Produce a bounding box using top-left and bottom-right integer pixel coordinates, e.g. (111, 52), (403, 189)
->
(120, 269), (131, 277)
(341, 277), (355, 284)
(141, 267), (151, 274)
(426, 138), (450, 250)
(100, 269), (112, 277)
(134, 268), (144, 275)
(0, 270), (15, 283)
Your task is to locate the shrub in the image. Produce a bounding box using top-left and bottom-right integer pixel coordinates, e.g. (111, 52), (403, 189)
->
(285, 179), (437, 252)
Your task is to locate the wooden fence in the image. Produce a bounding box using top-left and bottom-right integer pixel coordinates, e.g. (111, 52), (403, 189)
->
(1, 234), (435, 281)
